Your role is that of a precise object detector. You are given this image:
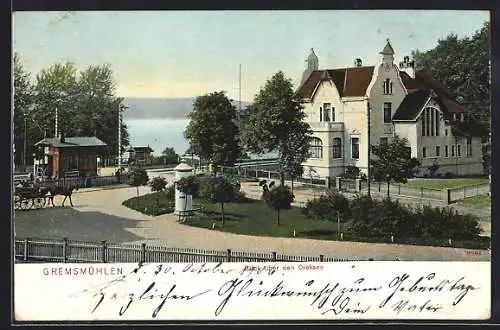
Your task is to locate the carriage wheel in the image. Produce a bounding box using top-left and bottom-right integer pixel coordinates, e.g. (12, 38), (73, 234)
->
(14, 195), (21, 210)
(19, 198), (31, 210)
(33, 197), (45, 209)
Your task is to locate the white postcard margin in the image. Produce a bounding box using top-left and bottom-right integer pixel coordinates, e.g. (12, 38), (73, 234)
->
(14, 261), (490, 321)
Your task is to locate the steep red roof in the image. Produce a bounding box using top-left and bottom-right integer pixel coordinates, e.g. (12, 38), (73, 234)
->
(298, 66), (374, 99)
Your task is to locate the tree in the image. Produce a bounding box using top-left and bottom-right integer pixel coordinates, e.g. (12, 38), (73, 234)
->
(412, 22), (490, 132)
(13, 53), (35, 168)
(184, 91), (242, 174)
(241, 71), (313, 185)
(264, 185), (294, 225)
(29, 62), (129, 162)
(199, 176), (236, 228)
(370, 135), (421, 197)
(149, 176), (167, 205)
(176, 175), (200, 215)
(162, 147), (179, 165)
(129, 168), (149, 196)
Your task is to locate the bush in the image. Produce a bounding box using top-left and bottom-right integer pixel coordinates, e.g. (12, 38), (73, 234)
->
(149, 176), (167, 193)
(302, 193), (484, 246)
(264, 185), (294, 225)
(165, 185), (175, 200)
(444, 172), (454, 178)
(344, 165), (360, 179)
(302, 191), (350, 221)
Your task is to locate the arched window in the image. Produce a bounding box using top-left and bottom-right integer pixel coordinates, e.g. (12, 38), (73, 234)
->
(309, 137), (323, 159)
(421, 107), (441, 137)
(332, 138), (342, 159)
(383, 78), (392, 95)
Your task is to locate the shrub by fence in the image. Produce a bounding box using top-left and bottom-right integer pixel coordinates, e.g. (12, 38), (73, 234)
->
(15, 237), (357, 263)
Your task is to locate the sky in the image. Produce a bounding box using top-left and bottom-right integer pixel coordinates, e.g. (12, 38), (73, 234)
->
(13, 10), (489, 102)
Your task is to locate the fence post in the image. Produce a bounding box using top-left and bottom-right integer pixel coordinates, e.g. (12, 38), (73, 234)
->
(355, 179), (361, 193)
(336, 177), (342, 192)
(272, 251), (277, 261)
(268, 171), (271, 179)
(141, 243), (146, 263)
(463, 187), (466, 199)
(476, 184), (479, 196)
(226, 249), (232, 262)
(325, 176), (331, 189)
(420, 187), (423, 198)
(398, 184), (401, 195)
(23, 238), (30, 261)
(63, 238), (68, 263)
(442, 188), (450, 204)
(320, 254), (324, 262)
(101, 240), (107, 263)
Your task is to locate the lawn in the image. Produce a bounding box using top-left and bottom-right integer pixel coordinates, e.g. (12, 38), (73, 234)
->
(403, 178), (489, 190)
(121, 192), (490, 249)
(188, 198), (340, 239)
(460, 195), (491, 207)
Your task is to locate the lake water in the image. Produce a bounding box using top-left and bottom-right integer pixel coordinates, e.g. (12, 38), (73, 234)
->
(126, 119), (190, 155)
(126, 118), (277, 160)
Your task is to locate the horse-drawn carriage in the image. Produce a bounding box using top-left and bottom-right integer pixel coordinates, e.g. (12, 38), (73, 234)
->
(14, 185), (50, 210)
(14, 180), (80, 211)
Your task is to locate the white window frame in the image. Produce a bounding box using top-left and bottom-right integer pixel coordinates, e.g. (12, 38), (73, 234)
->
(350, 136), (360, 160)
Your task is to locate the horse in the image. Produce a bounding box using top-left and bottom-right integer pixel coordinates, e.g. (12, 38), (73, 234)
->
(44, 185), (79, 207)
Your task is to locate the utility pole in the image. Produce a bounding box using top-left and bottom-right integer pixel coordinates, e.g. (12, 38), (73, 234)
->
(118, 104), (121, 169)
(239, 63), (242, 113)
(23, 113), (27, 170)
(367, 102), (371, 197)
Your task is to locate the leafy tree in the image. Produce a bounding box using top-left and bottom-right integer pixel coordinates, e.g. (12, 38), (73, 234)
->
(370, 135), (421, 197)
(149, 176), (167, 204)
(412, 22), (490, 132)
(13, 53), (35, 168)
(264, 185), (294, 225)
(129, 168), (149, 196)
(162, 147), (179, 165)
(176, 175), (200, 215)
(302, 191), (351, 236)
(28, 62), (129, 163)
(199, 176), (236, 228)
(184, 91), (242, 174)
(241, 71), (312, 185)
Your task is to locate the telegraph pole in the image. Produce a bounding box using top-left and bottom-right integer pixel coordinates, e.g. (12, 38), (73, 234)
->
(239, 63), (242, 113)
(23, 113), (27, 170)
(367, 102), (371, 197)
(118, 104), (121, 168)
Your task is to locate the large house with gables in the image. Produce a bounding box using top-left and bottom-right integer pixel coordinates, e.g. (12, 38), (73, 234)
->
(297, 41), (486, 179)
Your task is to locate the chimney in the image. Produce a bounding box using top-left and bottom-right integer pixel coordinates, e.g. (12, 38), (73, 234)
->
(354, 58), (362, 67)
(399, 55), (415, 78)
(60, 131), (65, 143)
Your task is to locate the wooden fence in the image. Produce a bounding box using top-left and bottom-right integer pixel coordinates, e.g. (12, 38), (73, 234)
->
(339, 179), (490, 204)
(14, 237), (358, 263)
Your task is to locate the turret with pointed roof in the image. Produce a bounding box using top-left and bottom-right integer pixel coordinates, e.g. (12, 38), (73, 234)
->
(380, 38), (395, 65)
(299, 48), (319, 88)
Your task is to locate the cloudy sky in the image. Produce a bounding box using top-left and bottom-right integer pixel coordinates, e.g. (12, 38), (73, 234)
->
(13, 10), (489, 101)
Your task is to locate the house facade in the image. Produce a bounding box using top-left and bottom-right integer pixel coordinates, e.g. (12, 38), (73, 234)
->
(34, 136), (107, 179)
(298, 41), (486, 179)
(125, 146), (154, 166)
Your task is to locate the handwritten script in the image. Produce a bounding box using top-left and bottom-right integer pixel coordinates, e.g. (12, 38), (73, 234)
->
(14, 261), (490, 320)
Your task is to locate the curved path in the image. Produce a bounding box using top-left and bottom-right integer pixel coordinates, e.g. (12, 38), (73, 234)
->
(14, 182), (489, 261)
